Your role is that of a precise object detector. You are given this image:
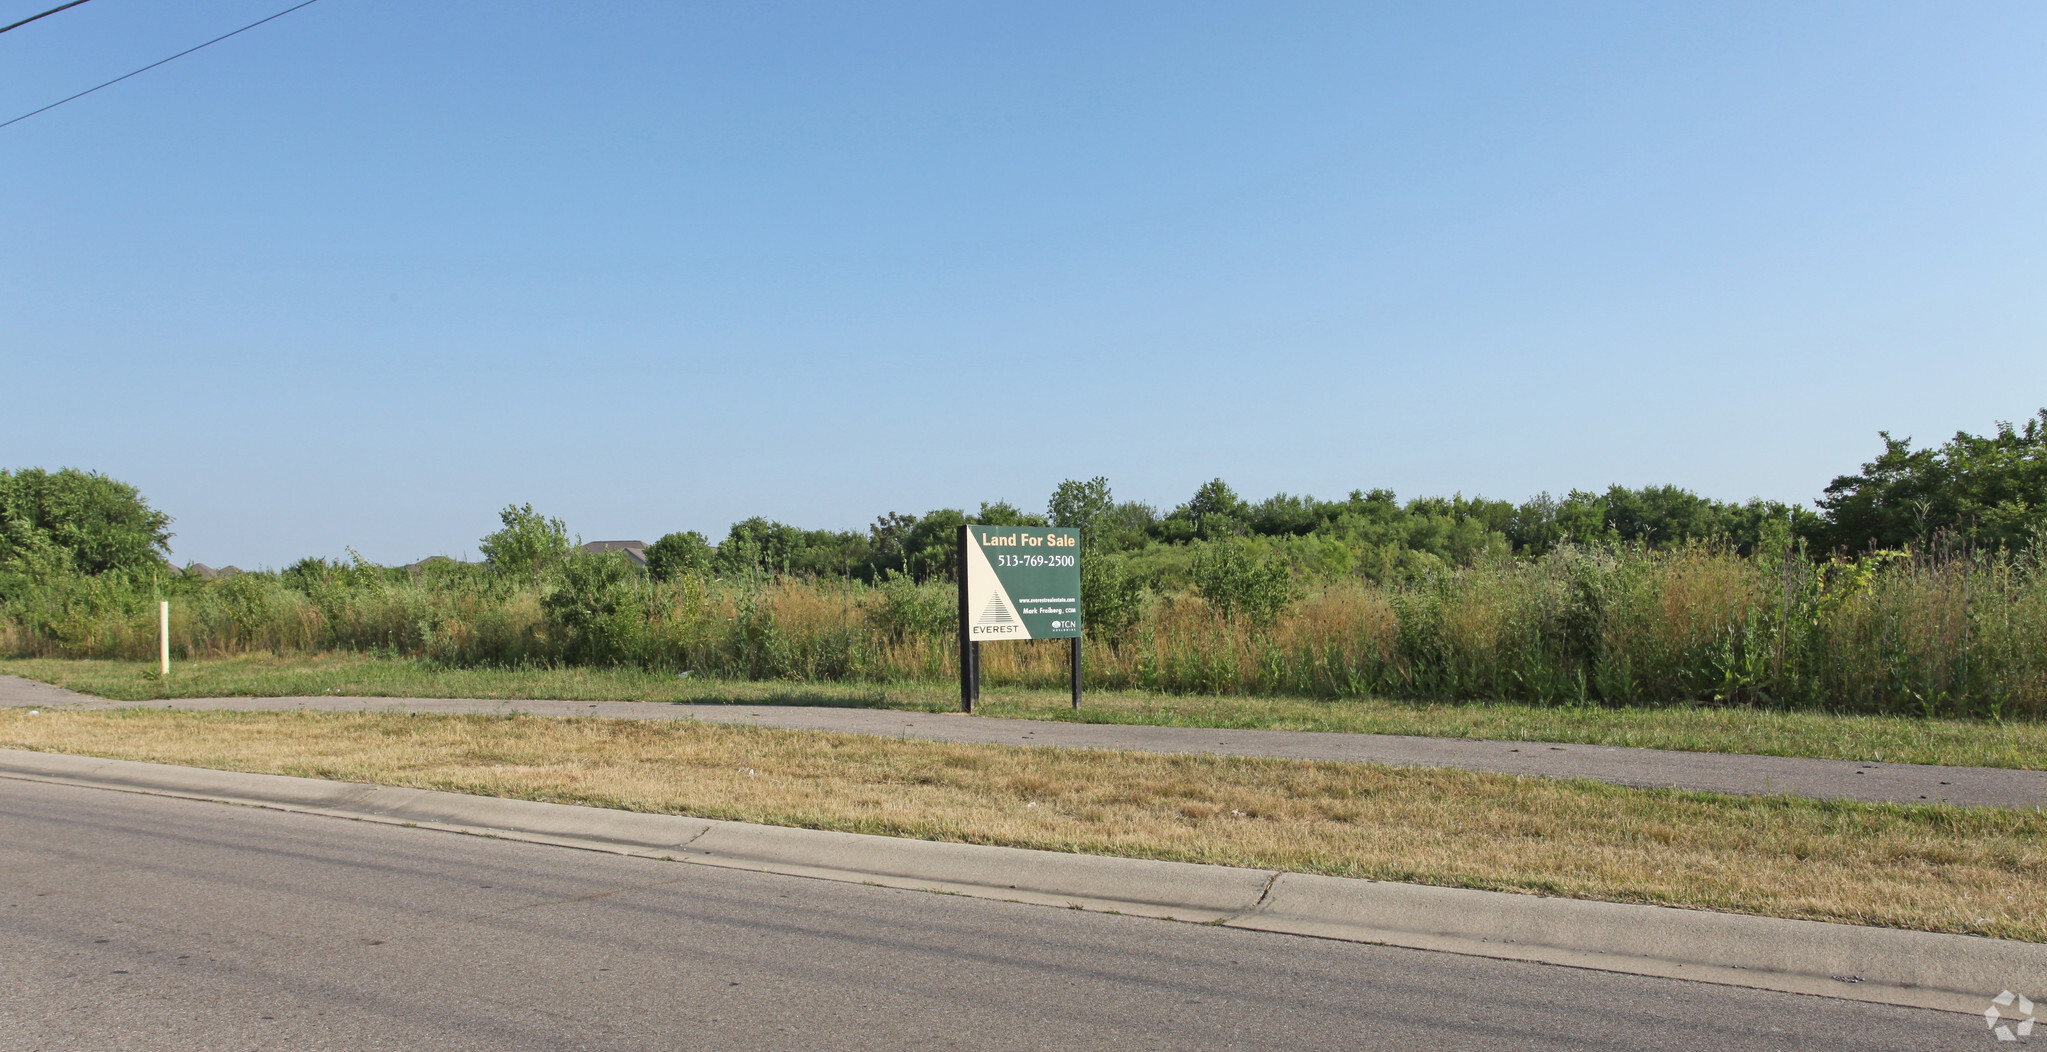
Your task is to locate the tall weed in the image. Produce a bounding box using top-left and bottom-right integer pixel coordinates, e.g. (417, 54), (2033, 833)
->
(6, 542), (2044, 716)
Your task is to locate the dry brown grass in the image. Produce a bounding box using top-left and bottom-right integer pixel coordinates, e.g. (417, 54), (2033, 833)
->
(14, 654), (2047, 769)
(1, 707), (2041, 941)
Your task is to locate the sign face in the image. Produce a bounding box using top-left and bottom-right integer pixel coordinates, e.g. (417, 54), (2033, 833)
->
(963, 526), (1082, 640)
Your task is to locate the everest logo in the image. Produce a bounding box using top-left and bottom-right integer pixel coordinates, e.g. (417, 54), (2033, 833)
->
(1988, 991), (2036, 1042)
(963, 530), (1026, 636)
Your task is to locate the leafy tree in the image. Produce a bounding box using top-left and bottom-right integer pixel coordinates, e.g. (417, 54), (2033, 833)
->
(870, 502), (1051, 582)
(713, 517), (870, 578)
(1160, 478), (1249, 542)
(1506, 490), (1613, 554)
(1048, 478), (1147, 637)
(645, 531), (713, 580)
(479, 503), (571, 582)
(1817, 410), (2047, 551)
(1045, 477), (1154, 552)
(973, 500), (1047, 527)
(1598, 485), (1813, 554)
(1048, 477), (1114, 538)
(1093, 500), (1158, 552)
(1602, 485), (1721, 546)
(789, 529), (870, 578)
(0, 468), (172, 576)
(1496, 485), (1816, 557)
(1401, 495), (1514, 563)
(711, 521), (766, 578)
(867, 511), (918, 577)
(1723, 499), (1825, 557)
(902, 509), (966, 581)
(1245, 492), (1326, 536)
(1185, 478), (1247, 537)
(1305, 489), (1406, 548)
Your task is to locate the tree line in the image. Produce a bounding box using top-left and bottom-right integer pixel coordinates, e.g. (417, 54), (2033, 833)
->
(3, 408), (2043, 593)
(632, 408), (2047, 584)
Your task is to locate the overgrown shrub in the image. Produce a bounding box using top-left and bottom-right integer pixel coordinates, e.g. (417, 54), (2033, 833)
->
(0, 468), (171, 578)
(645, 531), (713, 580)
(541, 551), (644, 664)
(479, 503), (571, 584)
(8, 534), (2046, 719)
(1189, 540), (1296, 625)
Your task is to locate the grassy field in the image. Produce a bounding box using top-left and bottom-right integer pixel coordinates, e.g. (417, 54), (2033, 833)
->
(12, 540), (2045, 718)
(7, 654), (2047, 770)
(0, 707), (2039, 941)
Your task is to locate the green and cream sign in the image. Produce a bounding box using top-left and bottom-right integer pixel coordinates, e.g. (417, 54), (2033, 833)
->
(963, 526), (1082, 640)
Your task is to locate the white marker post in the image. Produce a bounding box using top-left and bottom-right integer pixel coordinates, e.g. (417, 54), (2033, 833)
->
(159, 600), (170, 675)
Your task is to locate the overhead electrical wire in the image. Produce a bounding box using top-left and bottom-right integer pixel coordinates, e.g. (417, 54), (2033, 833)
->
(0, 0), (324, 131)
(0, 0), (95, 36)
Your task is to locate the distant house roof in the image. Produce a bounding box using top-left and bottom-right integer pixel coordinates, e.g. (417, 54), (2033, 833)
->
(582, 540), (649, 568)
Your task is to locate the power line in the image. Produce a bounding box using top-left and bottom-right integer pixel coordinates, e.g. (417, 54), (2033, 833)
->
(0, 0), (94, 36)
(0, 0), (324, 131)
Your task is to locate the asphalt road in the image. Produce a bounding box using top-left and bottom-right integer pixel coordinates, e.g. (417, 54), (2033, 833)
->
(10, 671), (2041, 808)
(0, 778), (1990, 1051)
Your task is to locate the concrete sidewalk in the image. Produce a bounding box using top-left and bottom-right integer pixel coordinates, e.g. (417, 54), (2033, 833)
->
(2, 746), (2039, 1016)
(7, 673), (2043, 807)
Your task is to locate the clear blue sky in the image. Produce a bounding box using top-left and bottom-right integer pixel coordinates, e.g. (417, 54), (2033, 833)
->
(4, 1), (2043, 567)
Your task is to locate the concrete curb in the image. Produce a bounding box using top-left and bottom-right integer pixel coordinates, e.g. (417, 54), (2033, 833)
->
(2, 747), (2037, 1015)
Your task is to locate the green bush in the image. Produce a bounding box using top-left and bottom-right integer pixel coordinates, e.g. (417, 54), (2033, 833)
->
(0, 468), (171, 582)
(1079, 552), (1146, 642)
(540, 551), (644, 665)
(864, 571), (953, 642)
(1189, 540), (1296, 625)
(479, 504), (571, 583)
(645, 531), (713, 580)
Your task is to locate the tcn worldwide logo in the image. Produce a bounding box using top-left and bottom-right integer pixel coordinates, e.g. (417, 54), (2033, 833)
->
(1988, 991), (2036, 1042)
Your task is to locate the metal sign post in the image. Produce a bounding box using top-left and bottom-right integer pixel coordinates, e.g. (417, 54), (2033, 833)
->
(958, 524), (1082, 713)
(1070, 633), (1081, 710)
